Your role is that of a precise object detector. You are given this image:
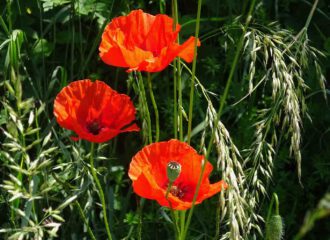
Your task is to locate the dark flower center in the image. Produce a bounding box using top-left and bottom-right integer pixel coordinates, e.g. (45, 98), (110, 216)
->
(169, 185), (185, 199)
(87, 121), (102, 135)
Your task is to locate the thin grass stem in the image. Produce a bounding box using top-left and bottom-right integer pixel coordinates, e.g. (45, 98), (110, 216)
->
(173, 64), (178, 139)
(186, 0), (203, 144)
(165, 182), (180, 238)
(206, 0), (257, 159)
(75, 201), (97, 240)
(177, 60), (183, 141)
(70, 1), (75, 82)
(214, 192), (222, 239)
(206, 2), (257, 237)
(89, 143), (113, 240)
(137, 72), (153, 144)
(147, 73), (160, 142)
(80, 0), (114, 77)
(51, 172), (96, 240)
(172, 0), (179, 139)
(181, 17), (228, 29)
(171, 0), (203, 237)
(0, 16), (10, 36)
(172, 0), (183, 141)
(137, 197), (144, 240)
(181, 158), (207, 240)
(179, 210), (186, 238)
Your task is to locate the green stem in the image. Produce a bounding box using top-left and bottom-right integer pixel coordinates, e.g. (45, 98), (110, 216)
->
(80, 0), (114, 77)
(207, 2), (257, 238)
(137, 72), (153, 144)
(183, 1), (257, 238)
(179, 210), (186, 238)
(181, 17), (228, 29)
(147, 73), (159, 142)
(181, 158), (207, 240)
(172, 0), (179, 140)
(6, 0), (12, 32)
(0, 16), (10, 36)
(283, 0), (318, 56)
(172, 211), (180, 239)
(177, 58), (183, 141)
(159, 0), (165, 13)
(186, 0), (203, 144)
(206, 0), (257, 159)
(214, 192), (222, 239)
(137, 197), (144, 240)
(173, 63), (178, 139)
(165, 181), (180, 238)
(176, 0), (204, 238)
(89, 143), (113, 240)
(75, 202), (97, 240)
(52, 172), (96, 240)
(304, 0), (319, 29)
(172, 0), (183, 141)
(274, 193), (279, 215)
(266, 194), (275, 225)
(265, 193), (280, 240)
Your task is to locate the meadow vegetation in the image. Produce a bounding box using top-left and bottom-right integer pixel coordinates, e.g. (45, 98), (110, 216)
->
(0, 0), (329, 239)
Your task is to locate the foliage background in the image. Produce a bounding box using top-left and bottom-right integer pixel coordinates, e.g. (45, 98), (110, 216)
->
(0, 0), (329, 239)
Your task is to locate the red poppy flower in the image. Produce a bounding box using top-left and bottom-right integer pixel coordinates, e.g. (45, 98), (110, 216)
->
(128, 139), (227, 210)
(54, 79), (139, 143)
(99, 9), (201, 72)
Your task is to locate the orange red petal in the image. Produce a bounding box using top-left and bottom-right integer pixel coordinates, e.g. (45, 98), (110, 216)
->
(128, 139), (227, 210)
(54, 79), (139, 143)
(99, 9), (200, 73)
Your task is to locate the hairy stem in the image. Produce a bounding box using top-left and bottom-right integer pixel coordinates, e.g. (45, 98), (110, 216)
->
(137, 72), (152, 144)
(75, 201), (97, 240)
(186, 0), (203, 144)
(172, 0), (183, 140)
(147, 73), (160, 142)
(173, 63), (178, 139)
(181, 158), (207, 240)
(165, 181), (180, 238)
(89, 143), (113, 240)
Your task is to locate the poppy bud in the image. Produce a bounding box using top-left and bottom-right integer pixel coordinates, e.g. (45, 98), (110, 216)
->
(167, 161), (181, 182)
(265, 215), (284, 240)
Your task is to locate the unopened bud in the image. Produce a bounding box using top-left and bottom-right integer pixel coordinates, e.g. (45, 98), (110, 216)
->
(266, 215), (284, 240)
(167, 161), (181, 182)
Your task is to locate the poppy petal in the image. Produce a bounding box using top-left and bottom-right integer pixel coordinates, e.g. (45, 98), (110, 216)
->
(177, 36), (201, 62)
(121, 123), (140, 132)
(197, 180), (228, 203)
(99, 10), (201, 72)
(142, 14), (179, 54)
(128, 140), (227, 210)
(54, 79), (139, 143)
(112, 9), (155, 47)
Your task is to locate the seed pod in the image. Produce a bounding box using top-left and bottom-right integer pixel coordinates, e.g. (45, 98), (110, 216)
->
(167, 161), (181, 182)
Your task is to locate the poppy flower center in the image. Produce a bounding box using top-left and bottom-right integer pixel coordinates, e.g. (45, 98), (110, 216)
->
(169, 185), (185, 199)
(163, 182), (186, 199)
(87, 121), (103, 135)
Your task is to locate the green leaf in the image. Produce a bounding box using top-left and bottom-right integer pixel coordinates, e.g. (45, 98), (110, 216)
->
(56, 195), (78, 211)
(33, 38), (54, 57)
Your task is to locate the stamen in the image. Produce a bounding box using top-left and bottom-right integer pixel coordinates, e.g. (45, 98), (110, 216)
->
(169, 185), (184, 199)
